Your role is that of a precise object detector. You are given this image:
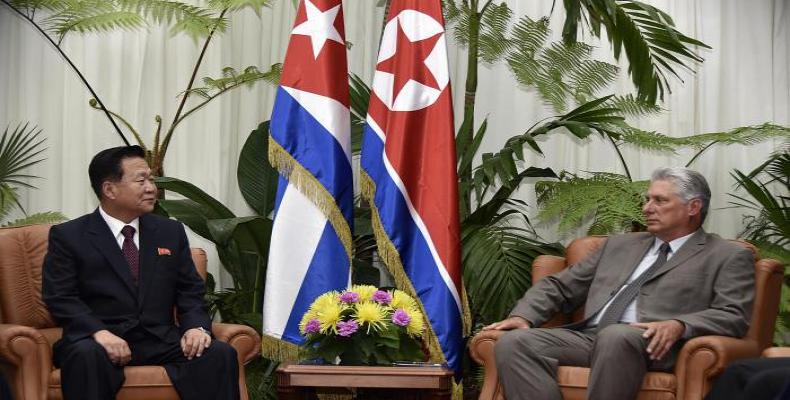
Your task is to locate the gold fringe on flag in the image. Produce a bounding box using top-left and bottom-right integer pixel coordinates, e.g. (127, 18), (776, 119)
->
(268, 136), (353, 261)
(362, 171), (467, 400)
(360, 172), (445, 364)
(260, 334), (302, 362)
(461, 283), (472, 337)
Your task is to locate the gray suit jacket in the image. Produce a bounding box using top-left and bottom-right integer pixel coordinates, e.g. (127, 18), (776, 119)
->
(509, 230), (755, 338)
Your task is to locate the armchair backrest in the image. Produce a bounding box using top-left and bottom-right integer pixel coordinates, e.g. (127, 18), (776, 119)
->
(0, 224), (210, 329)
(532, 234), (785, 351)
(0, 224), (56, 329)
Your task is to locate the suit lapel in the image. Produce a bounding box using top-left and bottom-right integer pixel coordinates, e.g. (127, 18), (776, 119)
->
(87, 209), (138, 297)
(611, 234), (655, 287)
(137, 214), (159, 307)
(647, 229), (707, 282)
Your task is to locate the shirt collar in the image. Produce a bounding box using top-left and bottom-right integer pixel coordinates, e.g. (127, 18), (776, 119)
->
(652, 230), (697, 255)
(99, 206), (139, 239)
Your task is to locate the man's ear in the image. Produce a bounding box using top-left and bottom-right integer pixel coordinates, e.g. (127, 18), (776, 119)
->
(687, 198), (702, 217)
(101, 181), (116, 200)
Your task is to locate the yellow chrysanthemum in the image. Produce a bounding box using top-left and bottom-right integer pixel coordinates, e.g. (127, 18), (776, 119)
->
(307, 291), (345, 333)
(351, 285), (378, 302)
(353, 301), (388, 333)
(310, 291), (341, 312)
(390, 290), (418, 310)
(405, 308), (425, 337)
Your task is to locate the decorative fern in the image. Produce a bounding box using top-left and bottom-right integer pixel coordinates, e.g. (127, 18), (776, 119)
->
(535, 172), (648, 235)
(187, 65), (282, 100)
(477, 2), (512, 64)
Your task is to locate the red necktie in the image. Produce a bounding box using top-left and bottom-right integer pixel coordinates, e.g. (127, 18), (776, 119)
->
(121, 225), (139, 283)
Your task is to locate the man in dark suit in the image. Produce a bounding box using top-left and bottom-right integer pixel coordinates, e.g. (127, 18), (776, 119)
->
(42, 146), (239, 400)
(485, 167), (755, 400)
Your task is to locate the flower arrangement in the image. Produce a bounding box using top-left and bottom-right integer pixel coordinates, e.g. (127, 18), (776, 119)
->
(299, 285), (426, 365)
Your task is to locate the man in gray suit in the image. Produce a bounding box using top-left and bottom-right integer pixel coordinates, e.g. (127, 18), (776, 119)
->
(485, 167), (755, 400)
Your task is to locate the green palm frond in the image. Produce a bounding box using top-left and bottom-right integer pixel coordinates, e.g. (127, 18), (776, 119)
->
(0, 123), (47, 189)
(0, 184), (18, 221)
(38, 0), (225, 40)
(477, 2), (513, 64)
(686, 124), (790, 148)
(462, 220), (563, 324)
(562, 0), (709, 104)
(729, 170), (790, 250)
(606, 94), (662, 117)
(475, 96), (625, 187)
(535, 172), (648, 234)
(187, 65), (281, 99)
(615, 126), (686, 153)
(684, 124), (790, 167)
(2, 211), (67, 227)
(9, 0), (70, 14)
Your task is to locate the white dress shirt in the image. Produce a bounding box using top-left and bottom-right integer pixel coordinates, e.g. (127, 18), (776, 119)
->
(99, 206), (140, 249)
(591, 231), (696, 326)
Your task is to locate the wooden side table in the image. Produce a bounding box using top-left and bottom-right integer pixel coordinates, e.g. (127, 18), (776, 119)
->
(276, 362), (455, 400)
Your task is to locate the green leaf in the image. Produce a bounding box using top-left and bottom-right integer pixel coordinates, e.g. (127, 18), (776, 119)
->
(562, 0), (709, 103)
(238, 121), (278, 217)
(462, 223), (563, 324)
(156, 198), (217, 240)
(155, 176), (235, 219)
(536, 172), (648, 234)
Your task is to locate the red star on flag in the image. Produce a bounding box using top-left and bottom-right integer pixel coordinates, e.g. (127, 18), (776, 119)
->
(375, 19), (442, 102)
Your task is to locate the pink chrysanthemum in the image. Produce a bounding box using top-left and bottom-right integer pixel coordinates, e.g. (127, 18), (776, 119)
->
(336, 320), (359, 337)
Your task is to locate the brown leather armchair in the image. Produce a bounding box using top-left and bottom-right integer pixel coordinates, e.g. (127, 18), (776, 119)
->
(0, 224), (262, 400)
(470, 236), (785, 400)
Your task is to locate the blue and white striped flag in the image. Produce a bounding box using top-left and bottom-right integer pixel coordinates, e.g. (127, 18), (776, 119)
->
(262, 0), (352, 350)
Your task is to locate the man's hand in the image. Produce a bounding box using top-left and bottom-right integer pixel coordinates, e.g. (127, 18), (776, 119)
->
(181, 327), (212, 360)
(630, 320), (685, 361)
(482, 316), (531, 331)
(92, 329), (131, 366)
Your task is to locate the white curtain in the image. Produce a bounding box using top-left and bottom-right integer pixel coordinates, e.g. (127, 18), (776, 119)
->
(0, 0), (787, 284)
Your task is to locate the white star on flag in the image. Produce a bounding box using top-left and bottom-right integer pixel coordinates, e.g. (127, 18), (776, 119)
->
(291, 0), (343, 59)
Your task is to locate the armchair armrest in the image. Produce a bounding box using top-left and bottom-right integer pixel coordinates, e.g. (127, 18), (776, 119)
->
(211, 322), (261, 364)
(470, 330), (507, 400)
(675, 335), (760, 400)
(0, 324), (53, 400)
(762, 347), (790, 358)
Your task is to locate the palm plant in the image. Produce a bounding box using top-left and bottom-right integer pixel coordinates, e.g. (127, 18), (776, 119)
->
(728, 148), (789, 345)
(1, 0), (280, 177)
(0, 123), (66, 226)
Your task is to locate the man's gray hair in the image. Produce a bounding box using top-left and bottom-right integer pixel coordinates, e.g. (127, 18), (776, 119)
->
(651, 167), (711, 222)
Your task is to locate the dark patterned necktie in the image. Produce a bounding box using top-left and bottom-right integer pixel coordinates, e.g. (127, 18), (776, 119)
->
(596, 242), (671, 329)
(121, 225), (139, 283)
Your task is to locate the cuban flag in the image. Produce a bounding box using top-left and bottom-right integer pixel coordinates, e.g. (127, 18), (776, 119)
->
(360, 0), (463, 374)
(263, 0), (352, 349)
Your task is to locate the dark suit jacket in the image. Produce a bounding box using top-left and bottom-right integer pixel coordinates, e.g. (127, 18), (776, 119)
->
(510, 230), (755, 338)
(42, 209), (211, 344)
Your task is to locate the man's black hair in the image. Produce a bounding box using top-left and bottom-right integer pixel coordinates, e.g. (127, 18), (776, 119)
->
(88, 145), (146, 199)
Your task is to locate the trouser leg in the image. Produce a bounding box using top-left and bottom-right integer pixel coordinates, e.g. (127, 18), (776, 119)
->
(53, 338), (124, 400)
(494, 328), (595, 400)
(129, 333), (240, 400)
(587, 324), (680, 400)
(706, 357), (790, 400)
